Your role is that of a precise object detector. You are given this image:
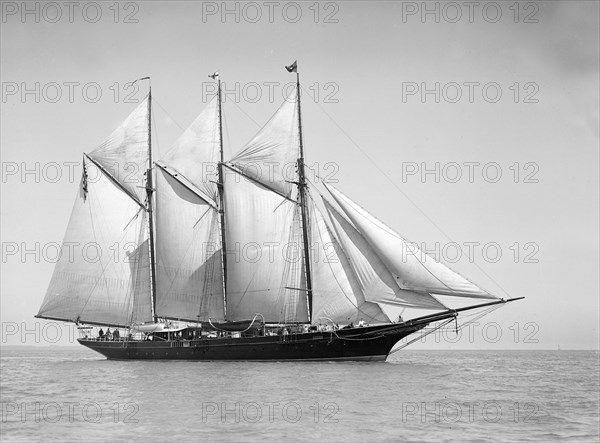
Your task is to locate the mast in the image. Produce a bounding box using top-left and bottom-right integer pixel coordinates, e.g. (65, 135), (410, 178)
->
(291, 63), (314, 322)
(145, 82), (158, 322)
(215, 73), (228, 319)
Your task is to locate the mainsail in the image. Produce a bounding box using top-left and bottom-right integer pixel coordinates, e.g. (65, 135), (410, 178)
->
(37, 159), (153, 326)
(222, 167), (308, 322)
(153, 167), (224, 321)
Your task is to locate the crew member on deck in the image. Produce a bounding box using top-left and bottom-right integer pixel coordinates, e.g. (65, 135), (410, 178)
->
(358, 318), (367, 327)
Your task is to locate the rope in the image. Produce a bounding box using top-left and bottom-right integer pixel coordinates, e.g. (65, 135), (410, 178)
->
(388, 318), (455, 355)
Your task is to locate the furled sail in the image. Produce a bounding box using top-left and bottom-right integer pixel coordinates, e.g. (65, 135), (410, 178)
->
(87, 97), (150, 204)
(223, 167), (308, 322)
(229, 86), (299, 197)
(326, 185), (496, 299)
(324, 198), (447, 320)
(154, 167), (225, 321)
(160, 97), (220, 201)
(38, 159), (154, 326)
(309, 198), (389, 324)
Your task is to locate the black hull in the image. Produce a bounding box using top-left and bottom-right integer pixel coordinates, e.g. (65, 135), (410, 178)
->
(78, 320), (436, 362)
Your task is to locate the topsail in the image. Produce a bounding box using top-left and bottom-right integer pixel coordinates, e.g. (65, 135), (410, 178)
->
(87, 97), (150, 205)
(229, 87), (299, 198)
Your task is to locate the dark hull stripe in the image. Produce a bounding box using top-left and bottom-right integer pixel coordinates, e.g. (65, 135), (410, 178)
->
(78, 322), (428, 362)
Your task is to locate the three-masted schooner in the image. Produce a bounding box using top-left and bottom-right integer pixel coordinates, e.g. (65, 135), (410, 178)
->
(36, 64), (521, 361)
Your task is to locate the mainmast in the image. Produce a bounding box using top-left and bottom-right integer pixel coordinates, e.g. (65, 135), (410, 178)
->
(214, 72), (228, 319)
(141, 78), (158, 322)
(288, 61), (314, 321)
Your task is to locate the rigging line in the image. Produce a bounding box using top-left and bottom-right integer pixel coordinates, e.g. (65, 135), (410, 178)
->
(388, 318), (455, 354)
(153, 97), (186, 132)
(225, 94), (262, 128)
(300, 87), (510, 299)
(152, 99), (161, 159)
(454, 303), (504, 331)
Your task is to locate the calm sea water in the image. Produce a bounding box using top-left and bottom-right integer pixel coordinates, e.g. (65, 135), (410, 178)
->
(1, 348), (598, 442)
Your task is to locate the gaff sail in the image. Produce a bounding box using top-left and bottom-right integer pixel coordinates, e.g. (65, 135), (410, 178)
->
(37, 159), (153, 326)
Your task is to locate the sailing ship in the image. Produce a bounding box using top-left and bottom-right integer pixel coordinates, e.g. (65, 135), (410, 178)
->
(36, 64), (521, 361)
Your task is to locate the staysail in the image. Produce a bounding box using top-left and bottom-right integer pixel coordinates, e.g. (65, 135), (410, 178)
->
(308, 197), (389, 324)
(37, 159), (153, 326)
(324, 198), (447, 321)
(326, 185), (496, 299)
(222, 167), (308, 322)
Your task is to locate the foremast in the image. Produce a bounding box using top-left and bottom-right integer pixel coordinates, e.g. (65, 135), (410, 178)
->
(144, 81), (158, 323)
(288, 61), (314, 322)
(214, 72), (228, 319)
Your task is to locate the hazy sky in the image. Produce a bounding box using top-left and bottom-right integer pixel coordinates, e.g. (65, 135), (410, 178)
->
(1, 1), (598, 349)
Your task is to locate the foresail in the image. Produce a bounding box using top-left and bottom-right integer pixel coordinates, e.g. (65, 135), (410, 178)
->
(87, 97), (150, 204)
(38, 160), (153, 327)
(326, 185), (496, 299)
(309, 199), (389, 325)
(160, 97), (220, 200)
(324, 199), (447, 318)
(229, 86), (299, 197)
(223, 168), (308, 322)
(154, 168), (225, 321)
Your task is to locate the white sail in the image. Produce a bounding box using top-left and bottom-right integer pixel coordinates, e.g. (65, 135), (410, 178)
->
(309, 199), (389, 324)
(38, 160), (153, 326)
(324, 199), (447, 317)
(326, 185), (496, 299)
(154, 168), (225, 321)
(229, 86), (299, 197)
(129, 219), (153, 325)
(223, 168), (308, 322)
(160, 97), (220, 201)
(87, 97), (150, 204)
